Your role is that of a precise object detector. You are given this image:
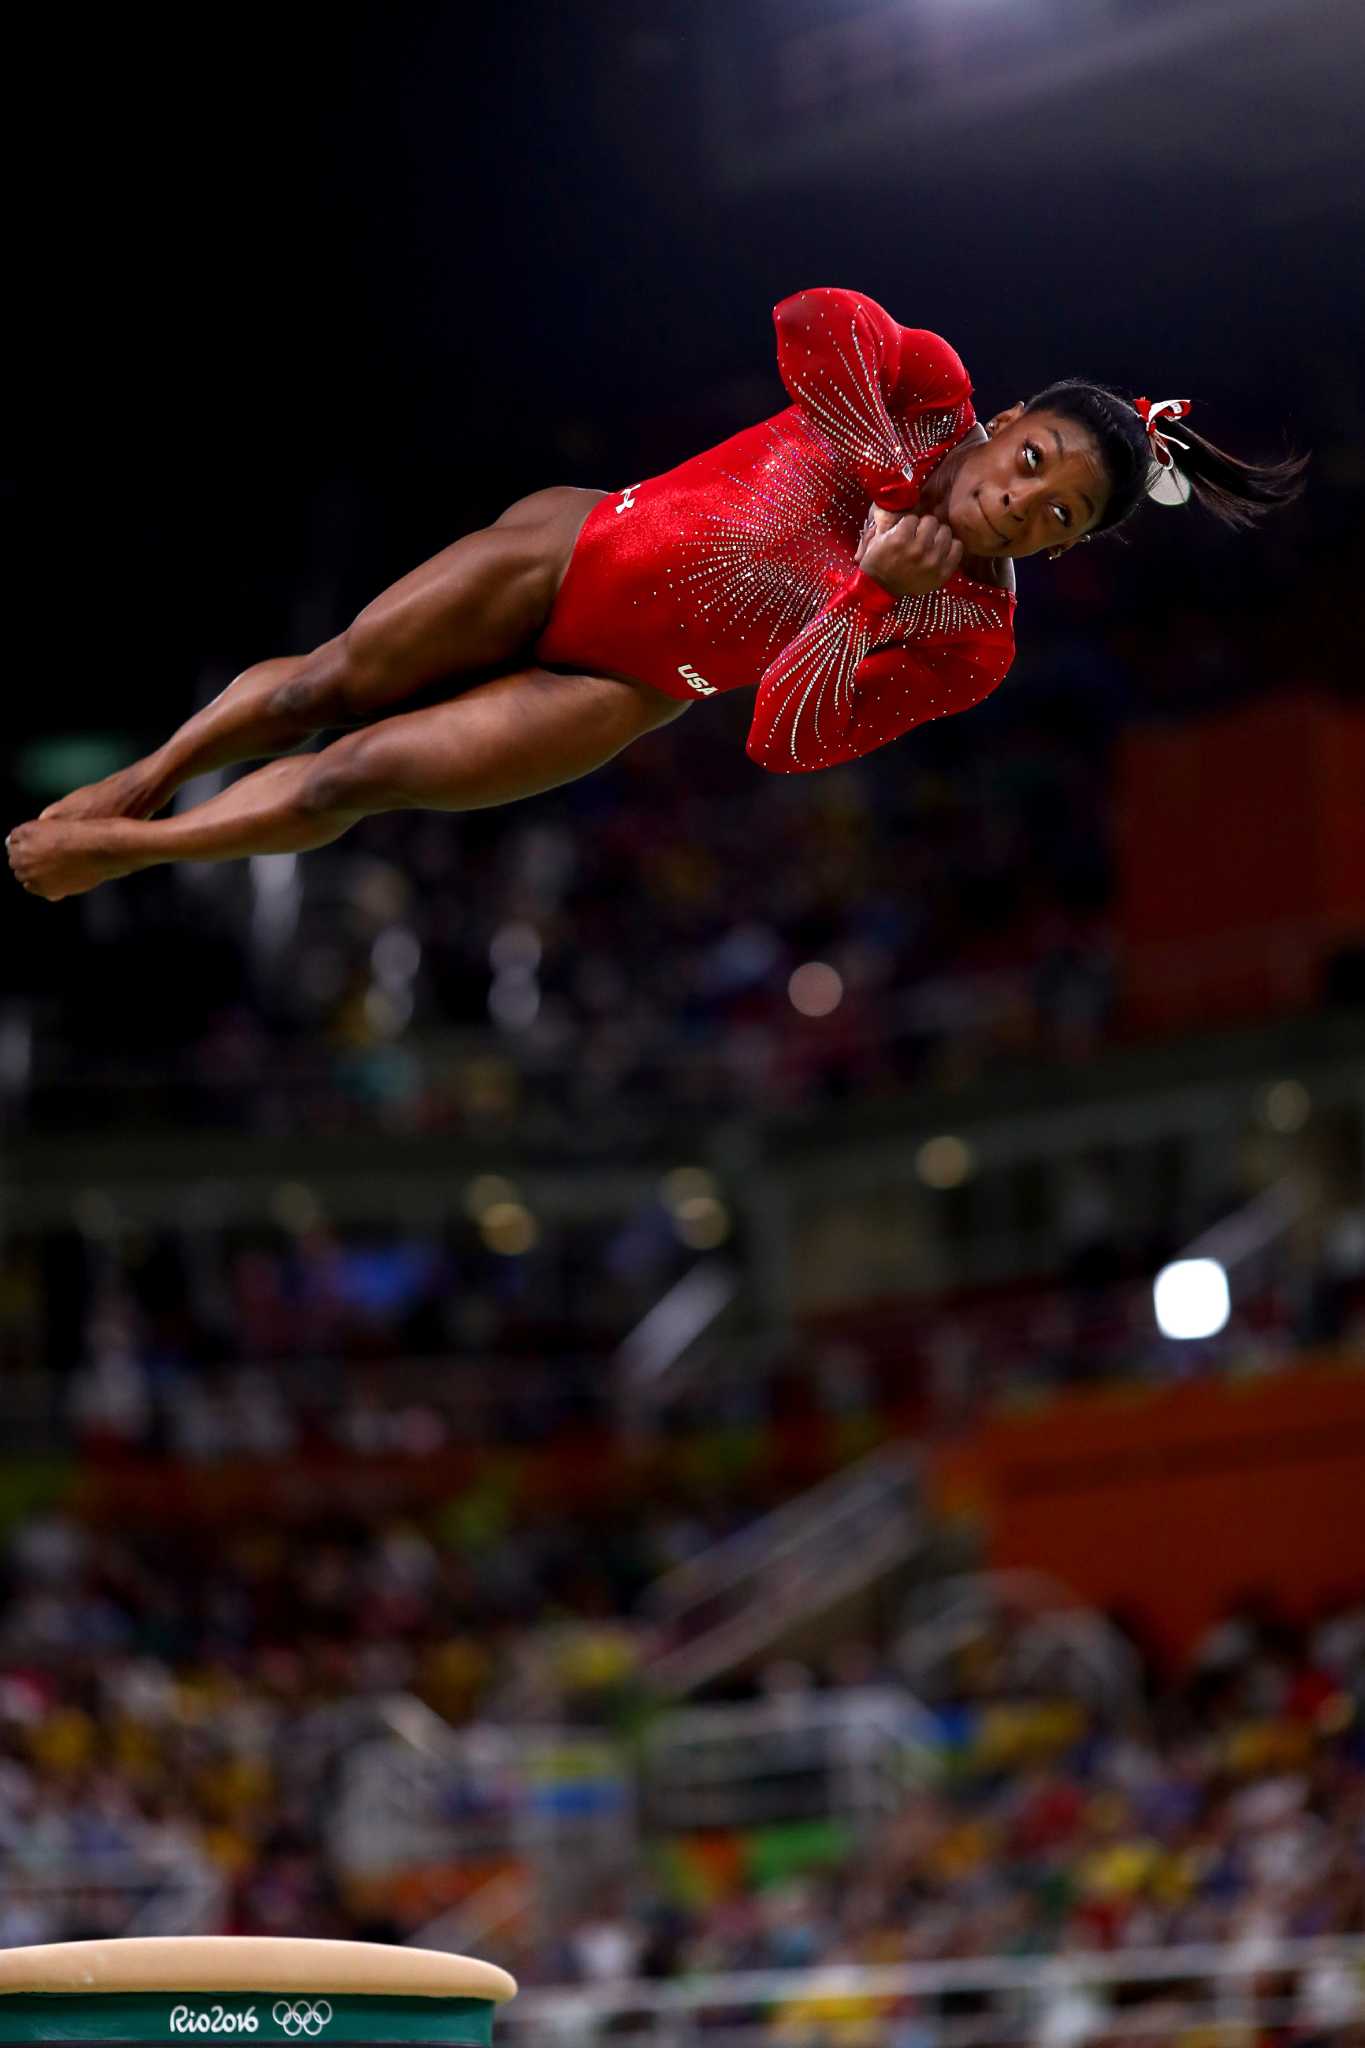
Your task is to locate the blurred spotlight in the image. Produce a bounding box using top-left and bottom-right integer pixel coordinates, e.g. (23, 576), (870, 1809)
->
(489, 971), (541, 1031)
(788, 961), (843, 1016)
(1261, 1078), (1312, 1132)
(659, 1165), (719, 1208)
(463, 1174), (520, 1220)
(615, 1260), (739, 1389)
(1154, 1258), (1231, 1340)
(916, 1135), (975, 1189)
(672, 1195), (731, 1249)
(249, 852), (297, 891)
(372, 925), (422, 986)
(249, 852), (301, 956)
(479, 1200), (539, 1256)
(489, 921), (543, 973)
(485, 970), (540, 1032)
(271, 1181), (323, 1234)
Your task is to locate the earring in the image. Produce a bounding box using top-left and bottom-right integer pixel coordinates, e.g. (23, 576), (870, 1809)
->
(1047, 547), (1063, 562)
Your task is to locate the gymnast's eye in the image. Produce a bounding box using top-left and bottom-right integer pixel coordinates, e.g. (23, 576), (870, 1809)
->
(1024, 440), (1071, 524)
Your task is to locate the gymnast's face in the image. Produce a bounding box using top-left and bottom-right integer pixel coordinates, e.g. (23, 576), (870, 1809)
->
(941, 404), (1109, 558)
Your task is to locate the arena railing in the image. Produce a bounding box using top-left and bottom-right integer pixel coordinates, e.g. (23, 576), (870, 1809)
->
(329, 1684), (942, 1885)
(326, 1698), (633, 1880)
(640, 1683), (939, 1833)
(895, 1568), (1145, 1715)
(641, 1444), (924, 1695)
(498, 1936), (1365, 2047)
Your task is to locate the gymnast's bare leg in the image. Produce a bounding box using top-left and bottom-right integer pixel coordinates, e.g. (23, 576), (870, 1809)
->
(7, 665), (688, 900)
(36, 486), (608, 824)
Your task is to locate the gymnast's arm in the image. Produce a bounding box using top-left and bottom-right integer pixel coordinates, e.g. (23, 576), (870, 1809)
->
(772, 287), (972, 435)
(746, 606), (1009, 775)
(745, 515), (1013, 774)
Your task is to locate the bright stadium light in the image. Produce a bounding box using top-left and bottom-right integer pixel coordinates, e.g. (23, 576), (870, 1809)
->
(788, 961), (843, 1016)
(1153, 1258), (1231, 1341)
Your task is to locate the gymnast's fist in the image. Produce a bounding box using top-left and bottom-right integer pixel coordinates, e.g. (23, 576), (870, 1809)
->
(857, 509), (964, 599)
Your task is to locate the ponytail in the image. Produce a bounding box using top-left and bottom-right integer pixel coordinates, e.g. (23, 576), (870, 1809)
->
(1161, 421), (1309, 531)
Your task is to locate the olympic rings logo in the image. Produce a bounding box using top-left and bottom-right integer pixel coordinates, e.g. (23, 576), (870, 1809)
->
(272, 2003), (333, 2037)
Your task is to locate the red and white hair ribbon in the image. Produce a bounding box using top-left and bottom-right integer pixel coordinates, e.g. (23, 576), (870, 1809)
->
(1135, 396), (1193, 505)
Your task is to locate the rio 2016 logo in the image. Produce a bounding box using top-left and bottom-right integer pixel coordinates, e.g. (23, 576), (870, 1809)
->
(272, 2004), (334, 2037)
(167, 2005), (333, 2037)
(169, 2009), (258, 2035)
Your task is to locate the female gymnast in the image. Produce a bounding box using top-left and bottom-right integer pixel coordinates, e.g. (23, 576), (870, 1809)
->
(7, 287), (1303, 901)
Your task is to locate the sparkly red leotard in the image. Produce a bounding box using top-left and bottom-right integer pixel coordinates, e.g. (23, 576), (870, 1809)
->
(533, 286), (1016, 773)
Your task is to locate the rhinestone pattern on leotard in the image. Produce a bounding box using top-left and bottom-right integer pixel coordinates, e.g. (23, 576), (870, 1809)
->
(673, 423), (868, 663)
(533, 287), (1016, 772)
(757, 578), (1009, 768)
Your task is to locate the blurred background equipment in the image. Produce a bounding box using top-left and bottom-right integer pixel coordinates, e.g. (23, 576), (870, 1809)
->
(5, 0), (1365, 2040)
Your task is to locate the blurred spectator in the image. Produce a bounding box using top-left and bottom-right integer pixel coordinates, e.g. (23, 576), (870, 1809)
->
(1, 1463), (1362, 1983)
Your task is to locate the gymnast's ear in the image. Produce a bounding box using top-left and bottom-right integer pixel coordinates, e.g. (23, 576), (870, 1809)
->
(984, 401), (1026, 438)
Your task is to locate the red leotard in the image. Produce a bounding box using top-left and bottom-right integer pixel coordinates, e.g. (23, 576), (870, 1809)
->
(533, 286), (1017, 773)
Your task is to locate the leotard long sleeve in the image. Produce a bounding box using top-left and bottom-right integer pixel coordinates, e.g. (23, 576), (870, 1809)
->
(533, 287), (1016, 772)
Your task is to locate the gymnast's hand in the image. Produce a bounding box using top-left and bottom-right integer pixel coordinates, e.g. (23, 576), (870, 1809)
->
(857, 509), (964, 598)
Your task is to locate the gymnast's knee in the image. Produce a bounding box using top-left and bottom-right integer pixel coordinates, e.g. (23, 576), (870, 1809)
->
(298, 732), (408, 819)
(269, 637), (359, 730)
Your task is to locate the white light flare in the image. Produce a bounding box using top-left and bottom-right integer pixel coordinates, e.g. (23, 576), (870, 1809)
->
(1153, 1258), (1231, 1341)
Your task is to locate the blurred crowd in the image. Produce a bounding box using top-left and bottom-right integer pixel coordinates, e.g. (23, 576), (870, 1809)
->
(0, 1216), (638, 1456)
(0, 1483), (759, 1949)
(1, 1483), (1362, 2013)
(542, 1596), (1365, 1973)
(0, 1186), (1363, 1460)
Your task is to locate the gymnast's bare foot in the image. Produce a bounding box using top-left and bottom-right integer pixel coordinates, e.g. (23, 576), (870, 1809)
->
(6, 819), (142, 900)
(39, 759), (165, 823)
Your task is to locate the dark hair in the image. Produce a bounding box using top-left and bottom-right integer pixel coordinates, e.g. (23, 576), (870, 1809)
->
(1023, 380), (1308, 537)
